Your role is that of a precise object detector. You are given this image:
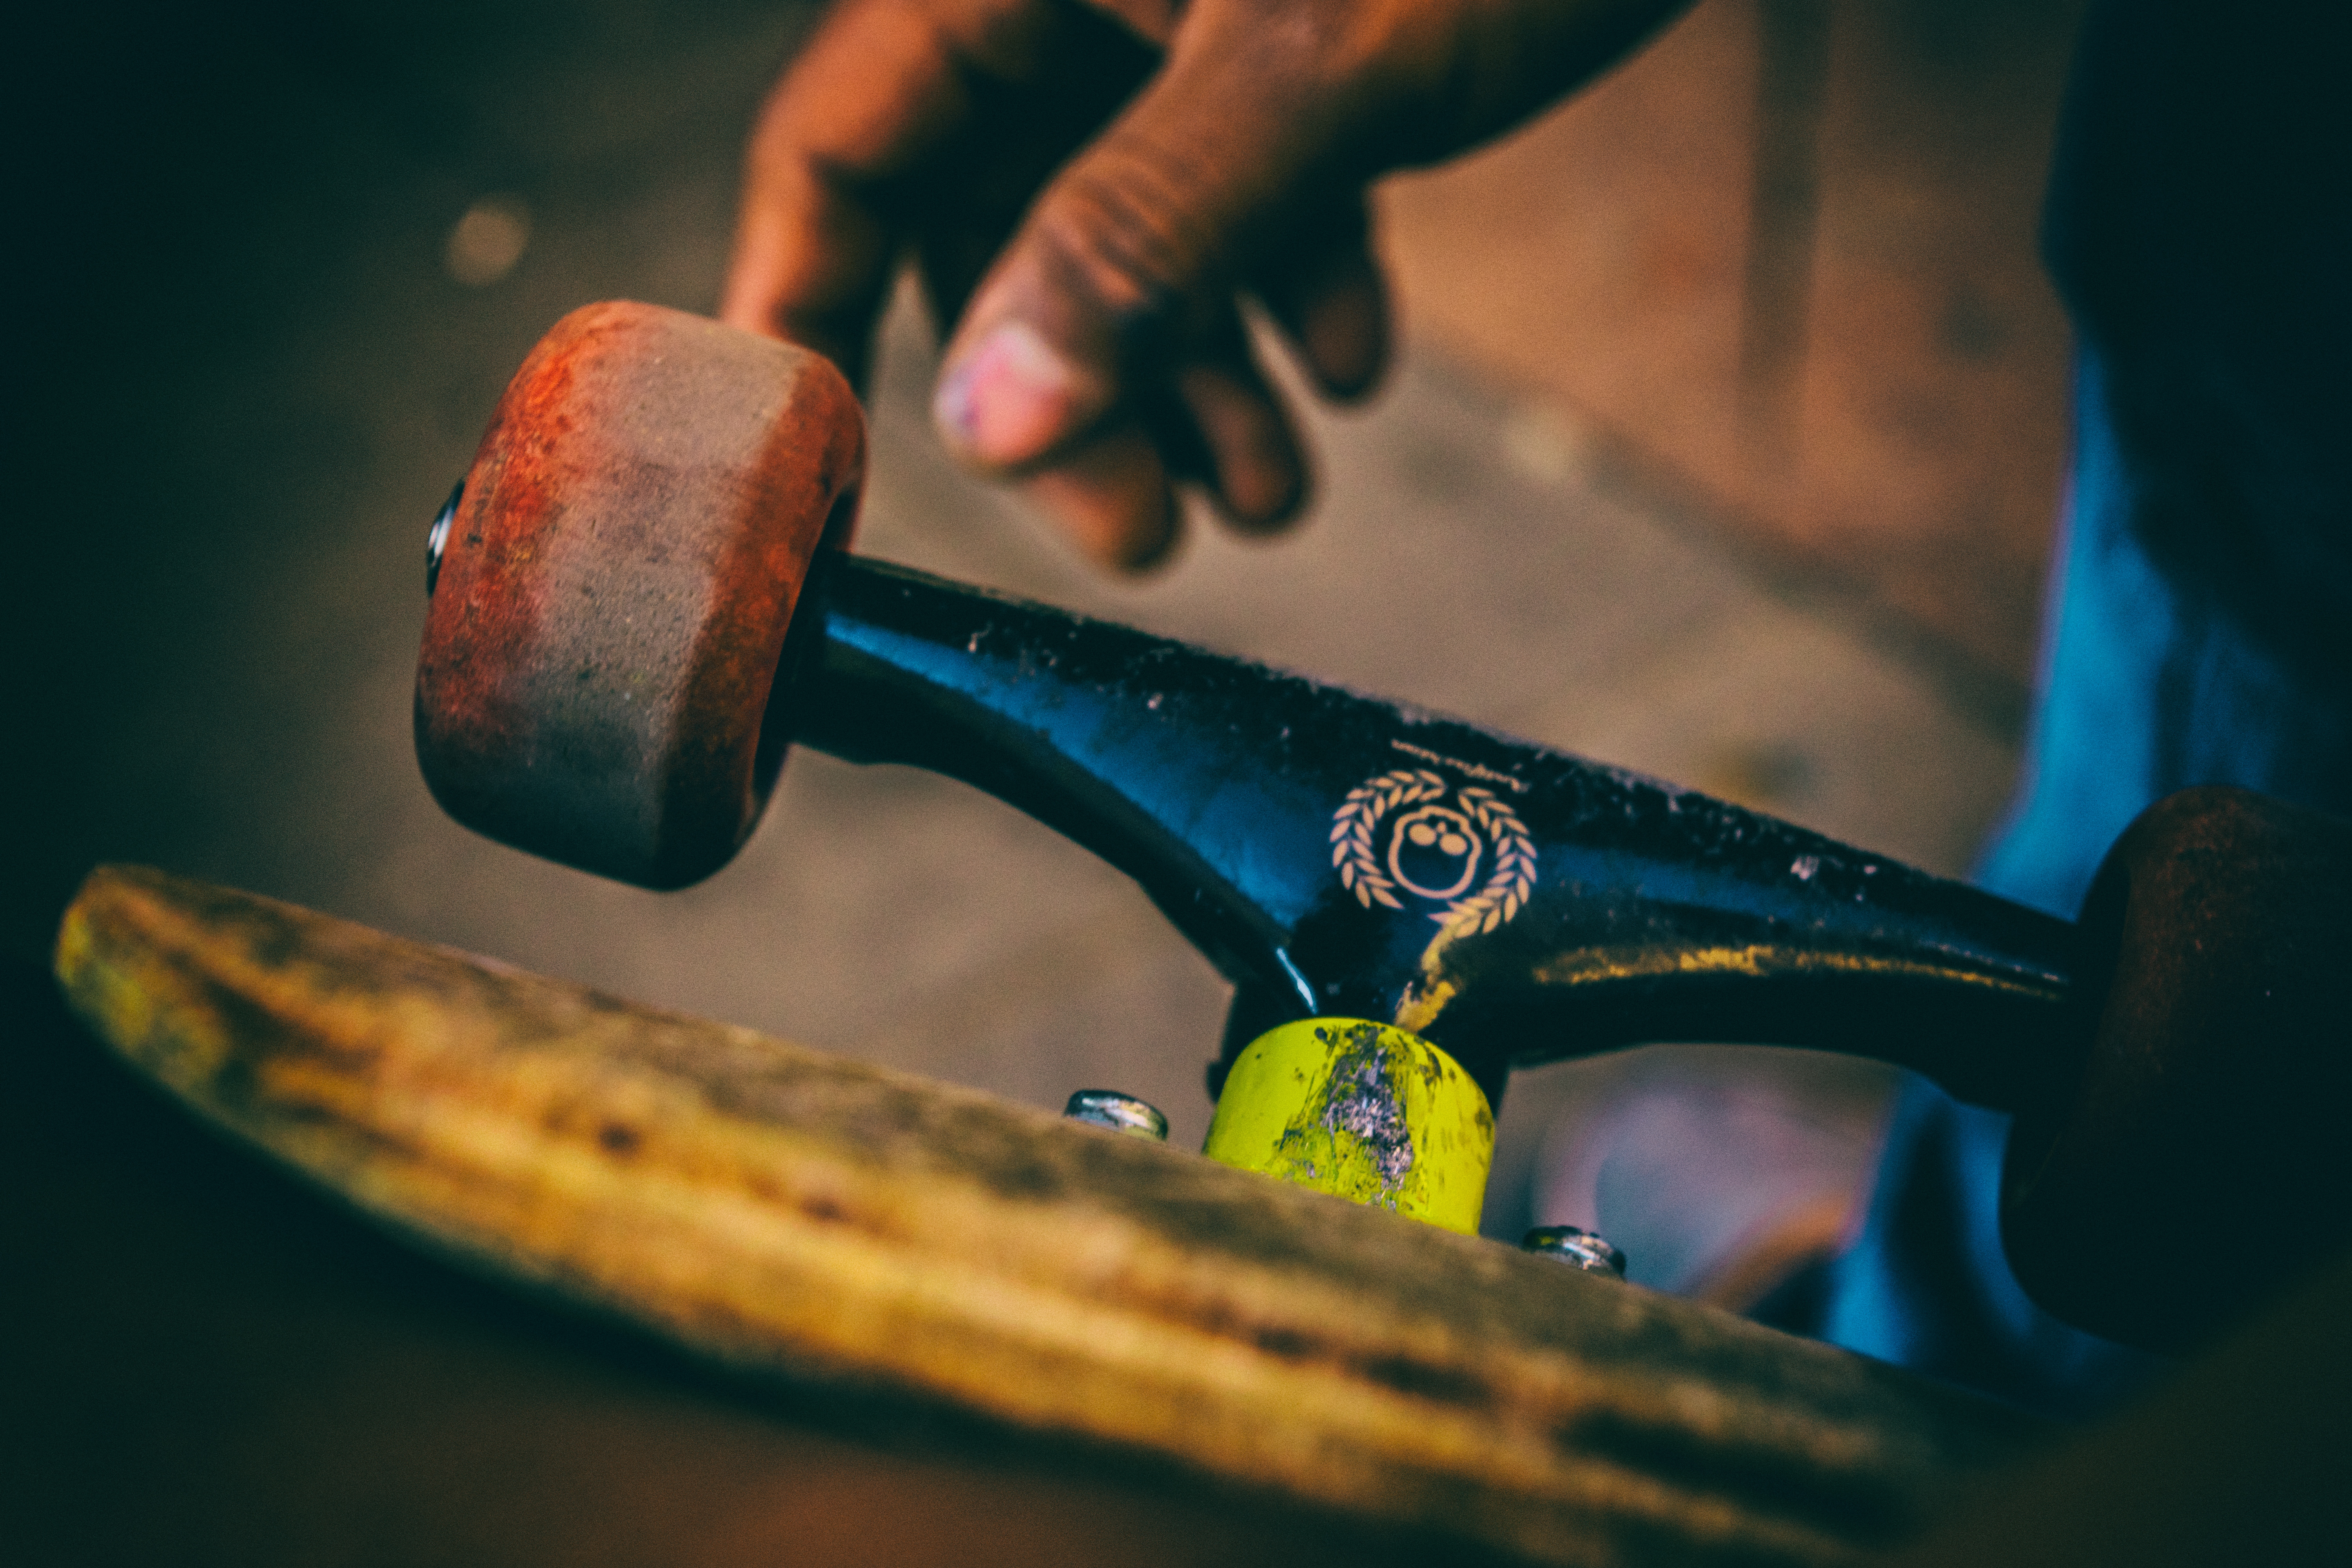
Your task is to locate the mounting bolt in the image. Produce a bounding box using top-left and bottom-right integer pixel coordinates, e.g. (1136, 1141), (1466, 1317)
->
(1064, 1090), (1169, 1141)
(1521, 1225), (1628, 1278)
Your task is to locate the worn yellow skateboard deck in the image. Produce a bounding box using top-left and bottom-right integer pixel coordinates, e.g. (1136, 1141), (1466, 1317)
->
(52, 866), (2040, 1566)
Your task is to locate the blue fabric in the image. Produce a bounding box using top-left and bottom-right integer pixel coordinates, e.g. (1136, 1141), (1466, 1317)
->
(1806, 360), (2167, 1418)
(2037, 0), (2352, 693)
(1979, 360), (2352, 921)
(1813, 1079), (2155, 1418)
(1815, 345), (2352, 1416)
(1799, 0), (2352, 1417)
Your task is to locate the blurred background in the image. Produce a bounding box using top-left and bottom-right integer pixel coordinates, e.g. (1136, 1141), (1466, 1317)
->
(5, 0), (2084, 1305)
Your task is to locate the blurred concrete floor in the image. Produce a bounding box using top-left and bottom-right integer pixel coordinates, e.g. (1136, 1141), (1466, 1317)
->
(6, 1), (2077, 1296)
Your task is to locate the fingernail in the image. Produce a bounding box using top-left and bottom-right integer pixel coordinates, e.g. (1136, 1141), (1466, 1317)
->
(933, 321), (1082, 467)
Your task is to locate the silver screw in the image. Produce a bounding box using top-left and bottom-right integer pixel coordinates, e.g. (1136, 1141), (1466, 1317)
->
(1522, 1225), (1628, 1278)
(1063, 1090), (1169, 1141)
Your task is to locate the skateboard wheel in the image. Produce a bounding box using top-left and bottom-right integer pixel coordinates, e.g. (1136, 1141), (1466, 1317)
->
(415, 300), (864, 888)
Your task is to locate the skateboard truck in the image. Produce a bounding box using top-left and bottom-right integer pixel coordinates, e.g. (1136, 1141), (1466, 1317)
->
(414, 305), (2352, 1354)
(414, 301), (2073, 1243)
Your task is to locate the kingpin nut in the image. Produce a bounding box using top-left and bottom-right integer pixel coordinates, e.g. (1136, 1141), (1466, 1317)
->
(1063, 1090), (1170, 1141)
(1522, 1225), (1628, 1278)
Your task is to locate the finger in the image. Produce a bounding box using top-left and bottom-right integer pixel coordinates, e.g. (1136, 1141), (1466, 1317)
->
(911, 13), (1161, 336)
(931, 273), (1305, 552)
(1171, 321), (1308, 530)
(1017, 420), (1180, 572)
(1254, 194), (1391, 402)
(719, 0), (1024, 381)
(931, 12), (1352, 475)
(930, 0), (1686, 566)
(972, 316), (1301, 553)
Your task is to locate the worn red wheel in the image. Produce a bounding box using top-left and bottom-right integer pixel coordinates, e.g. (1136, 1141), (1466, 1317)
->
(415, 301), (864, 889)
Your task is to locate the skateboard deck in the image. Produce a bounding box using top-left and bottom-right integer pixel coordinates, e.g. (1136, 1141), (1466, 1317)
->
(53, 865), (2041, 1566)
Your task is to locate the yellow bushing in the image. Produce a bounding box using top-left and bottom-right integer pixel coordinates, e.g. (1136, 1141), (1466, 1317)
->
(1201, 1018), (1494, 1234)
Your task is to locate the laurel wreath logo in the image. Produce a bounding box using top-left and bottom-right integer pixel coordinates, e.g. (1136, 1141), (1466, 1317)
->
(1330, 768), (1537, 933)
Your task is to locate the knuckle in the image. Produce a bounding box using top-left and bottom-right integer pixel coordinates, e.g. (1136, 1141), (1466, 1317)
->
(1035, 136), (1225, 330)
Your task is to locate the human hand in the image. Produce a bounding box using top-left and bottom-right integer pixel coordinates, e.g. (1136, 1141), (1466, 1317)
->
(721, 0), (1683, 568)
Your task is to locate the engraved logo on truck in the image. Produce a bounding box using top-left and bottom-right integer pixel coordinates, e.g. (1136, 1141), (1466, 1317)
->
(1332, 769), (1537, 932)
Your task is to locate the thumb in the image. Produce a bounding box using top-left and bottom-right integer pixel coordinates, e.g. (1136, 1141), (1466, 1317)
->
(931, 16), (1347, 474)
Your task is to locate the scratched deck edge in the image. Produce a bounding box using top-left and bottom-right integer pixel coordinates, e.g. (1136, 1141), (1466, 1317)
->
(53, 865), (2045, 1568)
